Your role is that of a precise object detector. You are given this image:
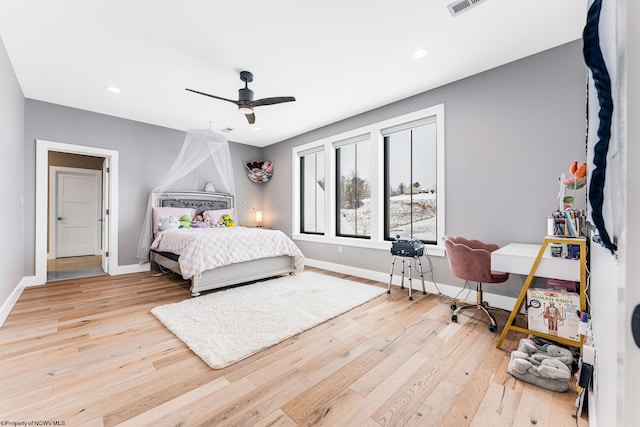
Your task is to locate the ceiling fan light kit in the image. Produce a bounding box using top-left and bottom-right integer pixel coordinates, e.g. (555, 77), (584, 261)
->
(186, 71), (295, 124)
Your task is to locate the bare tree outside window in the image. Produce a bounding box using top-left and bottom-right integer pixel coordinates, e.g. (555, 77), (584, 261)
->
(337, 139), (370, 237)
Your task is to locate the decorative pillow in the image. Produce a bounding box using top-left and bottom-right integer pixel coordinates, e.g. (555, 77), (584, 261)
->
(152, 207), (196, 233)
(202, 208), (236, 225)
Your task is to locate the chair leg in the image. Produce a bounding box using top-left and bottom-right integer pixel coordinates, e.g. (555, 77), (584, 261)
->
(450, 282), (498, 332)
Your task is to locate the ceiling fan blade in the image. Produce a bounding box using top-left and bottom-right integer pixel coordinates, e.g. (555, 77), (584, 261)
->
(245, 112), (256, 124)
(251, 96), (296, 107)
(185, 88), (240, 106)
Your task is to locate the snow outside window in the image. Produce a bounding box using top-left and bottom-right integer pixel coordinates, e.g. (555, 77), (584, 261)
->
(291, 104), (445, 253)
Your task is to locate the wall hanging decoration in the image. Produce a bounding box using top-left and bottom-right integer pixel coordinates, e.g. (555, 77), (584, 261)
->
(583, 0), (617, 255)
(245, 160), (273, 183)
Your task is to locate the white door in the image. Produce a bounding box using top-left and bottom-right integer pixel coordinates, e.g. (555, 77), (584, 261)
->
(101, 159), (110, 273)
(56, 171), (99, 257)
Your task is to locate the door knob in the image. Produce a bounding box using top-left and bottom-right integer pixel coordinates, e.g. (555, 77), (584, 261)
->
(57, 217), (65, 220)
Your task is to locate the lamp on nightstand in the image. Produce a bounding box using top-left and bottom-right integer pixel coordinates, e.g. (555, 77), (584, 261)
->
(255, 211), (263, 227)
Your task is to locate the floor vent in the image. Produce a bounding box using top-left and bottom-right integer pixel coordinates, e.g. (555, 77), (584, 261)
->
(447, 0), (487, 16)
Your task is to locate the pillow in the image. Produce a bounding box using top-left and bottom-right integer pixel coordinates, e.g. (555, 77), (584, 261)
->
(152, 207), (196, 233)
(202, 208), (236, 225)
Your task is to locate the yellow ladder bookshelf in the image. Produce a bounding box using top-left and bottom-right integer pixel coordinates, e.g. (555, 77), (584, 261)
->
(496, 236), (587, 349)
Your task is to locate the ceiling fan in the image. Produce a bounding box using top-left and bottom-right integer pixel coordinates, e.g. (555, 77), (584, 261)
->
(186, 71), (295, 124)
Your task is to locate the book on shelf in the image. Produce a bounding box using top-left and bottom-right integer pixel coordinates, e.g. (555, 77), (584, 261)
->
(564, 211), (577, 236)
(550, 209), (585, 237)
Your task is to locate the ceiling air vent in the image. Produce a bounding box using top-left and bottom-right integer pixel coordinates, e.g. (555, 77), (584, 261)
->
(447, 0), (487, 16)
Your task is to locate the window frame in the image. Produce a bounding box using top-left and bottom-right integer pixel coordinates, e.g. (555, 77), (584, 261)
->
(299, 149), (325, 235)
(291, 104), (445, 255)
(335, 134), (371, 239)
(382, 116), (439, 245)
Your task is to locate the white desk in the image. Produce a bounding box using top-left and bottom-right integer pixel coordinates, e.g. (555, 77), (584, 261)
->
(491, 242), (581, 282)
(494, 237), (587, 350)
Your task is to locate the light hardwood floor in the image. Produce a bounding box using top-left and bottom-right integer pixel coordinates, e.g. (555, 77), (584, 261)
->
(47, 255), (105, 281)
(0, 267), (587, 426)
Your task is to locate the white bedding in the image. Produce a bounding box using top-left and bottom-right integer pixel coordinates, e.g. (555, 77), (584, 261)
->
(150, 227), (305, 279)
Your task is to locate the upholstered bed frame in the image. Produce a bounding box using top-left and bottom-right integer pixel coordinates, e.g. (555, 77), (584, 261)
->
(149, 191), (296, 296)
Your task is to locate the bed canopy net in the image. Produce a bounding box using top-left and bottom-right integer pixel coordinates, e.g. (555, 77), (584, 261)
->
(137, 128), (236, 262)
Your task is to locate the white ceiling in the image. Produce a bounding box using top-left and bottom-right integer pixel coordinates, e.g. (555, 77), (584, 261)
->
(0, 0), (586, 147)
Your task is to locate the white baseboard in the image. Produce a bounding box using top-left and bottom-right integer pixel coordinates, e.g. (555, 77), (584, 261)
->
(113, 263), (151, 275)
(20, 275), (45, 287)
(0, 279), (28, 327)
(588, 388), (596, 427)
(304, 258), (518, 312)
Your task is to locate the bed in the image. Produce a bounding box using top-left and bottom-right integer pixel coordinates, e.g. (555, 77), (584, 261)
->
(149, 191), (304, 296)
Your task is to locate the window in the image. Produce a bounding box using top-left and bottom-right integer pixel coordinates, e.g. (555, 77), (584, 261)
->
(384, 117), (438, 243)
(300, 149), (324, 234)
(292, 104), (444, 252)
(336, 135), (371, 238)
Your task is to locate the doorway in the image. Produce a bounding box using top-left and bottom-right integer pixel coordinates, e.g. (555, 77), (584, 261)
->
(48, 163), (103, 281)
(35, 140), (119, 285)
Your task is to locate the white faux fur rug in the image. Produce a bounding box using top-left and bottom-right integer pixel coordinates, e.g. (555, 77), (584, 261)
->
(151, 271), (386, 369)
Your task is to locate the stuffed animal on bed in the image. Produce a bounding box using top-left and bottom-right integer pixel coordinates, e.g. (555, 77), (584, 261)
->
(221, 214), (235, 227)
(159, 216), (180, 231)
(179, 214), (193, 228)
(192, 214), (208, 228)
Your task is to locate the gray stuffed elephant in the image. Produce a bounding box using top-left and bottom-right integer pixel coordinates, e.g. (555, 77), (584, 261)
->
(507, 338), (573, 392)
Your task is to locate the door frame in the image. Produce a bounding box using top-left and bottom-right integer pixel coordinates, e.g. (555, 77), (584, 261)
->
(35, 139), (119, 284)
(49, 166), (102, 259)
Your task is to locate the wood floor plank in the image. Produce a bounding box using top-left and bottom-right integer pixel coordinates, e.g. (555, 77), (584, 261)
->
(351, 316), (445, 397)
(403, 379), (463, 427)
(367, 352), (456, 426)
(296, 387), (365, 426)
(512, 382), (553, 426)
(252, 409), (297, 427)
(281, 347), (386, 423)
(468, 382), (522, 427)
(112, 376), (233, 427)
(437, 337), (507, 427)
(333, 354), (440, 426)
(0, 267), (588, 426)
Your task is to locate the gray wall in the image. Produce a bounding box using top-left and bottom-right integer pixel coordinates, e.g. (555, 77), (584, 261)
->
(15, 39), (585, 300)
(230, 143), (265, 225)
(263, 40), (586, 297)
(23, 101), (262, 272)
(0, 35), (25, 305)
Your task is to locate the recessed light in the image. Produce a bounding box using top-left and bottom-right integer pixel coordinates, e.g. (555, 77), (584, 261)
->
(106, 86), (121, 93)
(253, 126), (261, 131)
(412, 48), (429, 59)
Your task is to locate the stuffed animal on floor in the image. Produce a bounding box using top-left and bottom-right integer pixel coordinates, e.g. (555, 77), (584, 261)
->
(159, 216), (180, 231)
(179, 214), (193, 228)
(507, 338), (573, 392)
(517, 338), (573, 367)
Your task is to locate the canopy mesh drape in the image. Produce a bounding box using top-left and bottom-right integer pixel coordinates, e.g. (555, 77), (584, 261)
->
(137, 128), (236, 262)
